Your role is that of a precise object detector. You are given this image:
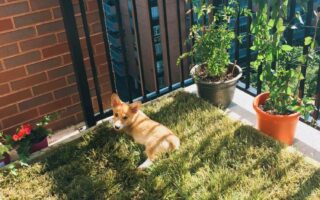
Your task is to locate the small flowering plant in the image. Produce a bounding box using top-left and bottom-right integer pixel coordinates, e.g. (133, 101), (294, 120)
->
(0, 133), (11, 160)
(6, 114), (57, 162)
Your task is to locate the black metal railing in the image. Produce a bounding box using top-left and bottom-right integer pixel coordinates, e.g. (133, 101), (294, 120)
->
(59, 0), (320, 129)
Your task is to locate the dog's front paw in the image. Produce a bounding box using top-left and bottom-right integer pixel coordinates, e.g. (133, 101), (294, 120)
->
(137, 159), (153, 170)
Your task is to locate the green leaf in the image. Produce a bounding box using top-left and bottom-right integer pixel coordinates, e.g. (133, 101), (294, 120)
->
(286, 87), (292, 95)
(281, 45), (293, 51)
(276, 18), (286, 33)
(267, 19), (275, 28)
(304, 36), (312, 46)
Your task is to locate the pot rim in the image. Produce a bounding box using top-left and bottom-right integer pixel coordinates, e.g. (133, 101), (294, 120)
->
(253, 92), (300, 119)
(190, 63), (243, 85)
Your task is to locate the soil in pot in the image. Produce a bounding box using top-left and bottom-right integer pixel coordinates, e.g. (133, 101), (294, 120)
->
(195, 63), (240, 83)
(253, 92), (300, 145)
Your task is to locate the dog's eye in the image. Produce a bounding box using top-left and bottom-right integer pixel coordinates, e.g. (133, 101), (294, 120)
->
(123, 116), (128, 120)
(114, 113), (118, 117)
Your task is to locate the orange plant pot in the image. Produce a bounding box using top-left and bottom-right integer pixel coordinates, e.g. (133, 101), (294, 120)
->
(253, 92), (300, 145)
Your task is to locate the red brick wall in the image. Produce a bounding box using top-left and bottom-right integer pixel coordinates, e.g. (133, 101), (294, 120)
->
(0, 0), (112, 134)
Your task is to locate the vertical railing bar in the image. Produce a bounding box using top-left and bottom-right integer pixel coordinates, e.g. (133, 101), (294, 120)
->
(234, 1), (240, 63)
(147, 0), (160, 95)
(202, 0), (207, 25)
(190, 0), (196, 65)
(177, 0), (185, 87)
(162, 0), (173, 91)
(59, 0), (95, 127)
(131, 0), (147, 102)
(115, 1), (133, 103)
(299, 0), (314, 98)
(257, 64), (262, 95)
(286, 0), (296, 46)
(285, 0), (296, 70)
(79, 0), (104, 115)
(245, 0), (252, 89)
(315, 63), (320, 120)
(96, 0), (116, 93)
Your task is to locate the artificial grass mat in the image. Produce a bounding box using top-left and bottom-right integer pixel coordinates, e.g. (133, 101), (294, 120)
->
(0, 91), (319, 199)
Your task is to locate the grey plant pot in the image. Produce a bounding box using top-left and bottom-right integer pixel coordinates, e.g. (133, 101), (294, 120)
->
(191, 63), (242, 108)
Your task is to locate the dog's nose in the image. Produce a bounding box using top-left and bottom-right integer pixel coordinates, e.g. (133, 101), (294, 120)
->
(114, 125), (120, 130)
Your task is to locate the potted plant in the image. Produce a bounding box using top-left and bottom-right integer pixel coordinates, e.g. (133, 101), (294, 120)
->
(251, 1), (317, 145)
(5, 114), (56, 162)
(0, 134), (11, 167)
(177, 2), (244, 108)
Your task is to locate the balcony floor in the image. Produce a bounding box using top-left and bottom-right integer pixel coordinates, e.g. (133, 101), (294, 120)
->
(1, 90), (319, 199)
(185, 84), (320, 163)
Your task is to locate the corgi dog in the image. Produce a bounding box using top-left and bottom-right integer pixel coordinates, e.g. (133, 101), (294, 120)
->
(110, 93), (180, 169)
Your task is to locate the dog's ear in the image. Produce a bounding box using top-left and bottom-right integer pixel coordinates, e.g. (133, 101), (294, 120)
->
(111, 93), (122, 107)
(129, 101), (141, 113)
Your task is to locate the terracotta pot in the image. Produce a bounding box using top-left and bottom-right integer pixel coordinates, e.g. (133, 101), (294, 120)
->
(30, 137), (48, 153)
(253, 92), (300, 145)
(0, 153), (10, 167)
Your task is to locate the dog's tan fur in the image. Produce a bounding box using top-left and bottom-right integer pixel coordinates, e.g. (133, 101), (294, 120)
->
(111, 93), (180, 169)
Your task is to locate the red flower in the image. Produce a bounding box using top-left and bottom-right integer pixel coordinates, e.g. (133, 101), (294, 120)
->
(12, 124), (33, 142)
(22, 124), (32, 135)
(12, 134), (19, 141)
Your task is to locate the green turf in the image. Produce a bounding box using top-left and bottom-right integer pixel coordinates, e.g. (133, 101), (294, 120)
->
(0, 91), (319, 200)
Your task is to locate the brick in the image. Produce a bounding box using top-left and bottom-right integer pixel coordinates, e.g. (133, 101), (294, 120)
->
(90, 22), (102, 34)
(32, 77), (67, 95)
(26, 56), (62, 74)
(42, 43), (69, 58)
(87, 1), (98, 11)
(14, 10), (52, 28)
(95, 43), (106, 54)
(63, 103), (81, 116)
(0, 83), (10, 95)
(19, 93), (53, 111)
(30, 0), (59, 11)
(62, 54), (71, 64)
(52, 7), (62, 19)
(48, 64), (73, 79)
(67, 74), (75, 84)
(46, 115), (77, 131)
(0, 18), (13, 32)
(0, 105), (18, 119)
(53, 84), (78, 99)
(87, 11), (99, 24)
(56, 31), (66, 42)
(95, 54), (107, 65)
(3, 51), (41, 69)
(39, 97), (72, 115)
(76, 112), (83, 121)
(71, 94), (80, 103)
(0, 89), (32, 107)
(11, 72), (47, 91)
(0, 27), (35, 46)
(0, 1), (29, 18)
(0, 43), (19, 58)
(91, 33), (103, 45)
(37, 20), (64, 35)
(20, 34), (57, 51)
(2, 109), (38, 128)
(0, 67), (26, 83)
